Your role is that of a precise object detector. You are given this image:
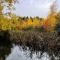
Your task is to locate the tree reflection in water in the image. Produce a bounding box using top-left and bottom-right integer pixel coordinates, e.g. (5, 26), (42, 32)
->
(0, 30), (60, 60)
(0, 30), (12, 60)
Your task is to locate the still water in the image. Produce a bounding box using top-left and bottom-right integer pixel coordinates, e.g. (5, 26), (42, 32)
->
(6, 45), (50, 60)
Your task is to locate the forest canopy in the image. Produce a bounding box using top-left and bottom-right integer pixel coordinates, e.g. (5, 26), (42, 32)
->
(0, 0), (60, 32)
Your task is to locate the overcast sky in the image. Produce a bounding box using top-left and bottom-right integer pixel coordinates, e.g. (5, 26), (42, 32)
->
(4, 0), (60, 17)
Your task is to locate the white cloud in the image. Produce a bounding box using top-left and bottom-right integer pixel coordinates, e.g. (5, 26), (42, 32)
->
(13, 0), (55, 17)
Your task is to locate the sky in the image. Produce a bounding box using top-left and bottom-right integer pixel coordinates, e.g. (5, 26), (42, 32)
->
(4, 0), (60, 17)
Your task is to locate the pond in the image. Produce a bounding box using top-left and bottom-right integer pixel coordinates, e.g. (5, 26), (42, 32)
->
(0, 31), (60, 60)
(5, 45), (51, 60)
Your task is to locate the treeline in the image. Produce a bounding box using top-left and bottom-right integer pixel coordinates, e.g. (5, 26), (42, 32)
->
(0, 0), (60, 32)
(0, 12), (60, 32)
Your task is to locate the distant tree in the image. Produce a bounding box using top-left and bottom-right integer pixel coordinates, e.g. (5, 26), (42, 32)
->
(44, 0), (57, 31)
(30, 17), (33, 22)
(39, 18), (43, 20)
(26, 16), (29, 20)
(49, 0), (57, 15)
(35, 16), (40, 20)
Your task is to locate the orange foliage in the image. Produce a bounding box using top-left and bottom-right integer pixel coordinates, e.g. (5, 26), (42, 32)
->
(43, 20), (49, 30)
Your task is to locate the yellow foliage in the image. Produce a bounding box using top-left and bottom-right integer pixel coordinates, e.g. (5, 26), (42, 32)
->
(26, 18), (33, 27)
(32, 18), (40, 28)
(0, 12), (58, 32)
(44, 13), (57, 31)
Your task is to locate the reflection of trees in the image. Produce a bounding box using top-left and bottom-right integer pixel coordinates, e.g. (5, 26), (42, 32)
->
(0, 30), (12, 60)
(0, 30), (60, 60)
(0, 47), (11, 60)
(9, 31), (60, 60)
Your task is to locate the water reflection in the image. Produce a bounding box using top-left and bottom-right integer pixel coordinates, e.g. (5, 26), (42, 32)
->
(6, 45), (50, 60)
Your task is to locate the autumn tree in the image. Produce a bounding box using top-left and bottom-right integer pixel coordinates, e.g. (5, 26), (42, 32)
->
(44, 0), (57, 31)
